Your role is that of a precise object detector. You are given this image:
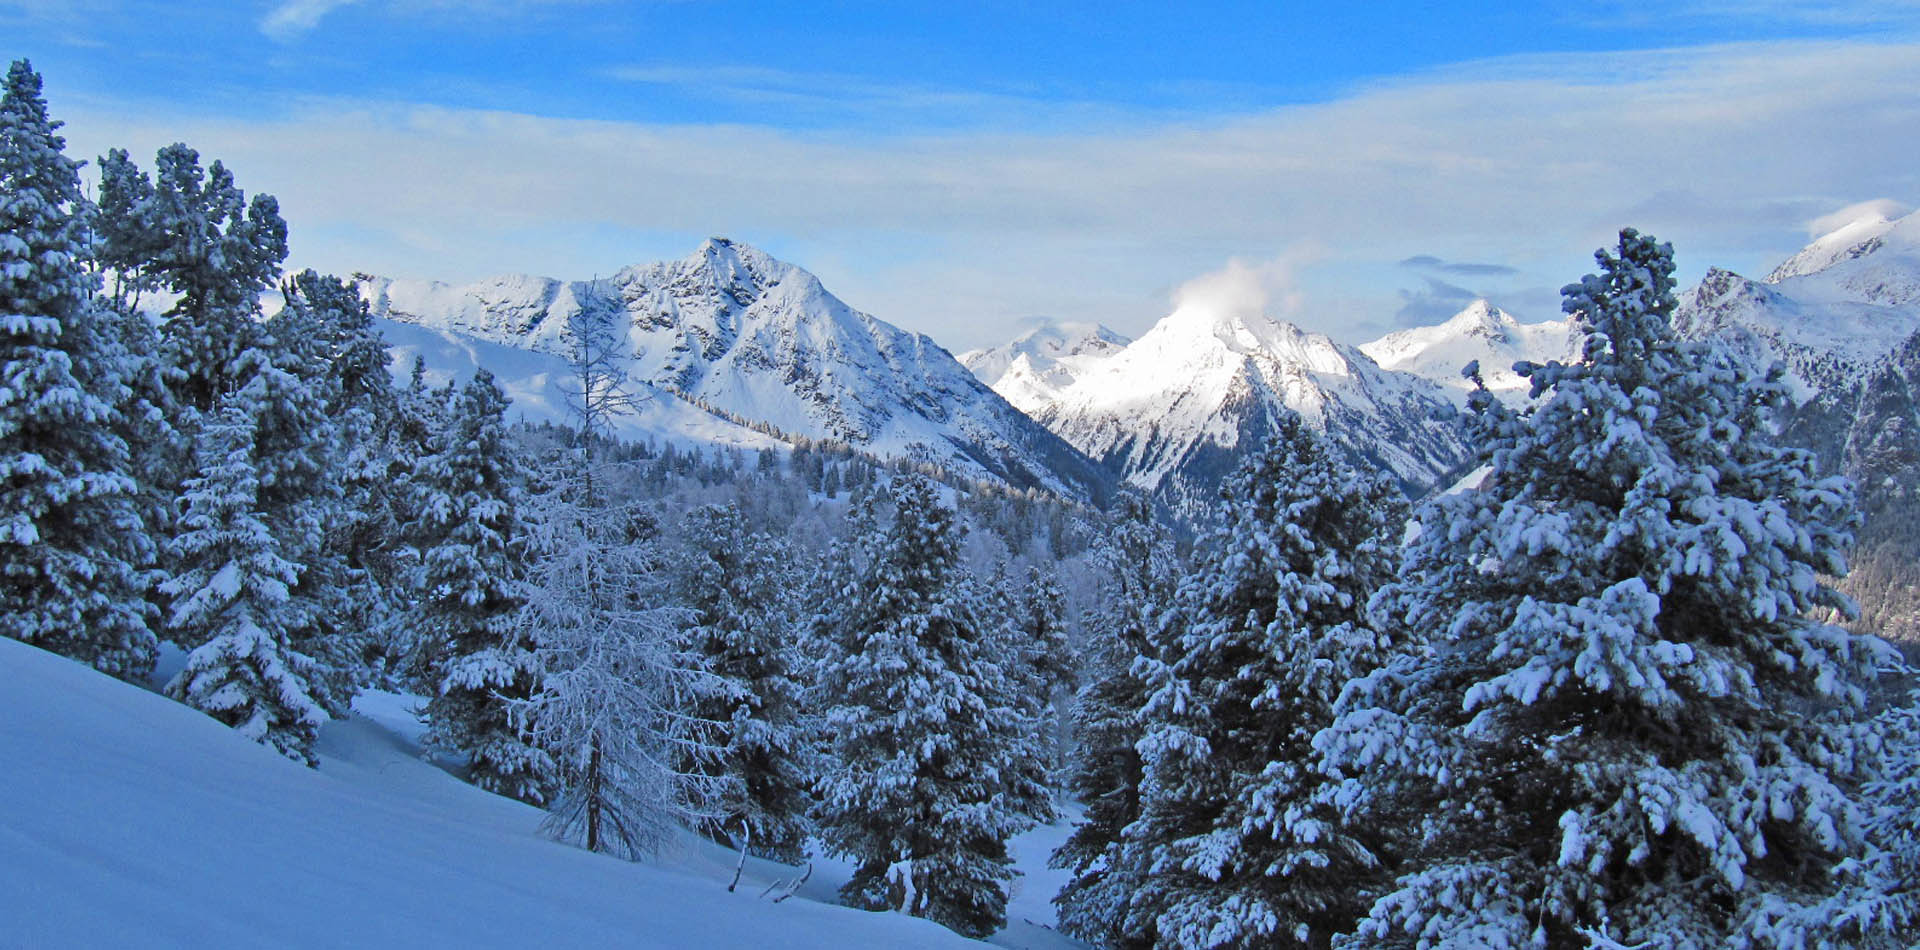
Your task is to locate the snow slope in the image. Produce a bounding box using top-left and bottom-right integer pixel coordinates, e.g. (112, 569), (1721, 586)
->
(379, 315), (786, 454)
(362, 239), (1109, 501)
(0, 636), (1002, 949)
(1033, 298), (1471, 514)
(1359, 300), (1577, 406)
(959, 322), (1131, 416)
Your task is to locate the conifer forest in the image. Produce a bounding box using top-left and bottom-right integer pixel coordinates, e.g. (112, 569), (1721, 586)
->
(6, 35), (1920, 950)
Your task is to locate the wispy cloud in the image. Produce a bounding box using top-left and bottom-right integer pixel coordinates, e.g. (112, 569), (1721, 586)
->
(1651, 0), (1920, 27)
(1806, 198), (1913, 237)
(603, 63), (1143, 131)
(260, 0), (635, 41)
(1399, 255), (1519, 277)
(261, 0), (362, 40)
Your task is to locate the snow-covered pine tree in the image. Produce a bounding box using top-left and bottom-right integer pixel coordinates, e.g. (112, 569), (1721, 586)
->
(1052, 492), (1179, 950)
(1318, 229), (1891, 949)
(669, 502), (814, 863)
(220, 313), (353, 715)
(93, 142), (286, 415)
(1802, 677), (1920, 947)
(811, 473), (1048, 939)
(266, 270), (403, 697)
(0, 59), (156, 679)
(388, 355), (451, 674)
(985, 560), (1075, 816)
(1002, 563), (1076, 725)
(1119, 416), (1404, 950)
(416, 369), (553, 804)
(161, 401), (325, 765)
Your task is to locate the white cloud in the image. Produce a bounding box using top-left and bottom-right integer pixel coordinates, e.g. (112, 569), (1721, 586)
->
(259, 0), (634, 39)
(1806, 198), (1914, 237)
(1171, 250), (1321, 327)
(55, 39), (1920, 351)
(261, 0), (361, 39)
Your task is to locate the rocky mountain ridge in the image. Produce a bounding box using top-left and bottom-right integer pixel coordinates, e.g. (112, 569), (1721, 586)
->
(362, 239), (1111, 501)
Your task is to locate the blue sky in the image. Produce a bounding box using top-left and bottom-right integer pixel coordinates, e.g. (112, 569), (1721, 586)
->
(7, 0), (1920, 349)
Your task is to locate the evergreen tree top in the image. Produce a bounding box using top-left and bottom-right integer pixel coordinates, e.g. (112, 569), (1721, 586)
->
(4, 59), (60, 141)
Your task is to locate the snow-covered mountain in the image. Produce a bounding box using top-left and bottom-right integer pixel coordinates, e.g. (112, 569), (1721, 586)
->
(958, 321), (1131, 415)
(1358, 300), (1577, 405)
(1027, 298), (1472, 515)
(361, 239), (1109, 501)
(1664, 204), (1920, 641)
(1674, 206), (1920, 398)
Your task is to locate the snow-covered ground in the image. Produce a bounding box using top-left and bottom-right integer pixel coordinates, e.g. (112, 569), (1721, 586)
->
(0, 637), (1085, 948)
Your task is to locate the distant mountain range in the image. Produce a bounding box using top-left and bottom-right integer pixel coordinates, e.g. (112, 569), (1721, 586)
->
(363, 214), (1920, 638)
(360, 238), (1110, 502)
(958, 322), (1131, 417)
(1358, 300), (1575, 406)
(981, 304), (1475, 517)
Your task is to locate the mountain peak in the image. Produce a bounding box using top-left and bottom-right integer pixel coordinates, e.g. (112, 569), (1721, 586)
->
(961, 320), (1133, 416)
(1440, 298), (1510, 339)
(363, 242), (1109, 499)
(1768, 202), (1913, 283)
(1359, 300), (1575, 406)
(1031, 295), (1470, 510)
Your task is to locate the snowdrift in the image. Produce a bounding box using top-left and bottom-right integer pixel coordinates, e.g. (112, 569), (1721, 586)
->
(0, 637), (977, 948)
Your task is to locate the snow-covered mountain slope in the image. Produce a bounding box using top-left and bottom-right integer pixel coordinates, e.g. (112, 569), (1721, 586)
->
(378, 316), (786, 454)
(0, 636), (980, 949)
(1675, 207), (1920, 397)
(1032, 299), (1471, 514)
(1358, 300), (1577, 405)
(1767, 203), (1916, 292)
(362, 239), (1109, 501)
(959, 321), (1131, 415)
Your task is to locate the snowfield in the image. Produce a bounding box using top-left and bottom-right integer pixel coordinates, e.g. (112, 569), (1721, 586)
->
(0, 637), (1080, 949)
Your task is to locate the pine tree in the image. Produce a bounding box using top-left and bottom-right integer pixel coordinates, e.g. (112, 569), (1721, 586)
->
(269, 271), (400, 694)
(1319, 230), (1890, 949)
(1002, 563), (1076, 724)
(93, 142), (287, 415)
(0, 59), (156, 680)
(1121, 417), (1404, 950)
(811, 473), (1047, 938)
(388, 355), (450, 676)
(228, 314), (355, 717)
(989, 560), (1075, 822)
(1803, 680), (1920, 947)
(670, 502), (814, 863)
(161, 402), (325, 765)
(417, 369), (552, 804)
(1052, 492), (1179, 949)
